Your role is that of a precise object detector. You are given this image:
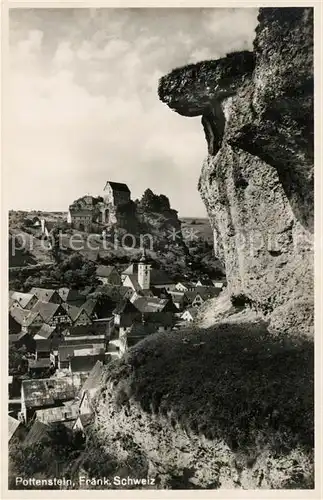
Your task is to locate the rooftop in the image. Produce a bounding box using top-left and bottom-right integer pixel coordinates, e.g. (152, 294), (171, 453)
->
(34, 324), (57, 340)
(10, 292), (35, 309)
(32, 301), (61, 322)
(96, 265), (118, 278)
(104, 181), (130, 193)
(30, 287), (58, 302)
(79, 360), (104, 395)
(8, 415), (20, 442)
(35, 405), (80, 424)
(22, 375), (85, 408)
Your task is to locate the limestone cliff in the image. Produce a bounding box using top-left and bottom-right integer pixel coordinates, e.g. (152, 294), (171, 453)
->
(159, 7), (314, 337)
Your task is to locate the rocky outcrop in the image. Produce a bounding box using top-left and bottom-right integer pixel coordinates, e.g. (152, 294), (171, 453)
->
(159, 7), (314, 337)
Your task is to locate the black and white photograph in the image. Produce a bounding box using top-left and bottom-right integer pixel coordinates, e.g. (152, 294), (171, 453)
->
(5, 4), (315, 492)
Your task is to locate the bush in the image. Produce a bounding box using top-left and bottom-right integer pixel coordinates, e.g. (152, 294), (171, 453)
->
(105, 323), (314, 457)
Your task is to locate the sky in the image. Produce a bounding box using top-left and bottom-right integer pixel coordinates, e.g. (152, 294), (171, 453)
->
(8, 8), (258, 217)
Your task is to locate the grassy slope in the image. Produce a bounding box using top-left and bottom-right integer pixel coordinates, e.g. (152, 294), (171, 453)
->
(180, 218), (213, 243)
(106, 322), (314, 459)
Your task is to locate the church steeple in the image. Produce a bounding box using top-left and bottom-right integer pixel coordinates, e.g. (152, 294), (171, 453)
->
(140, 247), (147, 263)
(138, 247), (150, 290)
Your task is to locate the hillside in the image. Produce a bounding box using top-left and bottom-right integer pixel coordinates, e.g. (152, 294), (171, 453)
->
(90, 322), (313, 489)
(9, 190), (224, 290)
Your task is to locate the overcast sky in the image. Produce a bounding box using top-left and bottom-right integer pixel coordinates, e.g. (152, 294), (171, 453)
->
(8, 8), (258, 216)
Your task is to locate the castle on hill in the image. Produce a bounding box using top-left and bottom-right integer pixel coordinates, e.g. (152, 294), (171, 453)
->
(68, 181), (131, 232)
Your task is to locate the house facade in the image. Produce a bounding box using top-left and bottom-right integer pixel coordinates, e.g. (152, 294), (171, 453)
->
(103, 182), (131, 206)
(96, 265), (122, 286)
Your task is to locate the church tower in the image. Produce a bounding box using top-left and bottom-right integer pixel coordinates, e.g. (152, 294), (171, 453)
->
(138, 248), (151, 290)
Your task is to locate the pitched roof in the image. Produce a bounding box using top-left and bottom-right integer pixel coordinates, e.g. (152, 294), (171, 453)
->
(124, 274), (141, 291)
(184, 291), (200, 301)
(10, 292), (35, 309)
(59, 343), (105, 361)
(70, 355), (104, 373)
(96, 265), (118, 278)
(24, 420), (50, 446)
(8, 415), (20, 442)
(121, 263), (136, 276)
(35, 405), (80, 424)
(79, 413), (94, 427)
(58, 287), (70, 301)
(133, 297), (169, 313)
(32, 301), (61, 321)
(34, 324), (56, 340)
(9, 308), (40, 327)
(80, 360), (104, 394)
(81, 298), (98, 318)
(22, 376), (83, 408)
(196, 278), (214, 286)
(150, 269), (174, 285)
(104, 181), (130, 193)
(195, 286), (221, 299)
(182, 307), (199, 319)
(113, 298), (139, 315)
(30, 287), (58, 302)
(177, 281), (194, 288)
(64, 304), (88, 322)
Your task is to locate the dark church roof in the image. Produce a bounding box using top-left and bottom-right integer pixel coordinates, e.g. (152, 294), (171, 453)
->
(105, 182), (130, 193)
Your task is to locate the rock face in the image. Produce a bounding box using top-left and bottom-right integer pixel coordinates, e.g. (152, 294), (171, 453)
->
(159, 7), (314, 337)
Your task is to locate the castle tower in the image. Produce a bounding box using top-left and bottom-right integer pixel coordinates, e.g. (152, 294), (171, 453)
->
(138, 248), (151, 290)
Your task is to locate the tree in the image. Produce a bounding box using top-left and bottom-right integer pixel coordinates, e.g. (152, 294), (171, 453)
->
(9, 345), (28, 375)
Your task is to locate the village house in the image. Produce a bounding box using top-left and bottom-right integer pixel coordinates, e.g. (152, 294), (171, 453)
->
(35, 405), (80, 425)
(9, 291), (38, 310)
(113, 299), (141, 335)
(195, 278), (215, 287)
(168, 291), (188, 311)
(184, 287), (221, 307)
(30, 287), (62, 304)
(9, 307), (43, 337)
(181, 308), (199, 322)
(212, 279), (227, 289)
(58, 288), (87, 307)
(175, 281), (195, 292)
(78, 360), (104, 402)
(8, 415), (23, 444)
(28, 358), (53, 377)
(23, 420), (51, 446)
(94, 284), (134, 302)
(64, 304), (92, 326)
(62, 316), (114, 341)
(80, 296), (118, 322)
(96, 265), (122, 286)
(20, 374), (87, 423)
(34, 323), (63, 350)
(121, 260), (176, 292)
(118, 322), (163, 354)
(31, 301), (71, 327)
(150, 269), (177, 291)
(130, 288), (155, 303)
(57, 342), (106, 373)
